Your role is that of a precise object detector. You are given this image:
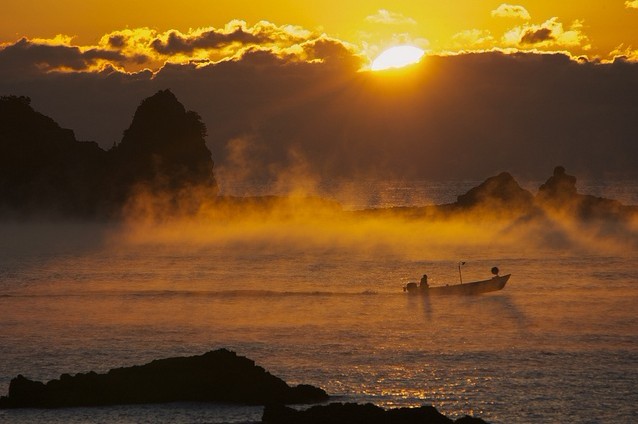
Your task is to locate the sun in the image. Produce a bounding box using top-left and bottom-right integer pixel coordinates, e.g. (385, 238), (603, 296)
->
(371, 46), (425, 71)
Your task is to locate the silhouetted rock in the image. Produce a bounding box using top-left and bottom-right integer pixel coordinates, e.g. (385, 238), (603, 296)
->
(536, 166), (631, 219)
(0, 91), (218, 218)
(262, 402), (491, 424)
(454, 417), (492, 424)
(447, 167), (637, 221)
(0, 95), (107, 217)
(455, 171), (534, 212)
(537, 166), (578, 202)
(0, 349), (328, 408)
(109, 89), (217, 200)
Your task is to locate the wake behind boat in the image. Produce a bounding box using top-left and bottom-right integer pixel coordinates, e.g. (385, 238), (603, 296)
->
(404, 265), (510, 296)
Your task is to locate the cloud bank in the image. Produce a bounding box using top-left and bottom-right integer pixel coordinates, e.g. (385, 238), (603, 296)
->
(0, 20), (359, 76)
(1, 21), (638, 185)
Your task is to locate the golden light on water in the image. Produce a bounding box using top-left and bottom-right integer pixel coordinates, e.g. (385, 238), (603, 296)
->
(371, 46), (425, 71)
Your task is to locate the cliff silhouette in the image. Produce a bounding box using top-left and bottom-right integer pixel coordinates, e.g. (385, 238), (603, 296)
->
(108, 90), (216, 203)
(0, 90), (217, 218)
(0, 95), (107, 217)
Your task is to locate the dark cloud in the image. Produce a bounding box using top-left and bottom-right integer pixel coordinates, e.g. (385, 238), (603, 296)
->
(1, 48), (638, 183)
(131, 53), (151, 64)
(237, 48), (291, 66)
(143, 21), (316, 58)
(505, 18), (588, 49)
(520, 27), (555, 44)
(0, 21), (329, 78)
(0, 38), (128, 77)
(0, 38), (88, 74)
(150, 26), (267, 55)
(82, 47), (127, 62)
(302, 37), (362, 67)
(108, 35), (126, 48)
(149, 32), (190, 55)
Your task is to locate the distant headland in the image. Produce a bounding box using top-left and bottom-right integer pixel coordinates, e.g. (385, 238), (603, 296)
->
(1, 91), (636, 221)
(0, 91), (216, 218)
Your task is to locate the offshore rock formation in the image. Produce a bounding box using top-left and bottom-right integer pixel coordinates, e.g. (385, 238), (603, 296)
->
(447, 166), (636, 220)
(354, 166), (636, 223)
(262, 403), (490, 424)
(535, 166), (628, 219)
(537, 165), (578, 200)
(0, 90), (217, 218)
(444, 166), (638, 222)
(108, 89), (217, 202)
(455, 171), (534, 212)
(0, 349), (328, 408)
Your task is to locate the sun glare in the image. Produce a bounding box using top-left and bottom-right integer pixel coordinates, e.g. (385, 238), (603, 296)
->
(371, 46), (425, 71)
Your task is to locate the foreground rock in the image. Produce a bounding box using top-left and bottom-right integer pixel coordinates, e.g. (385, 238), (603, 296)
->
(262, 403), (490, 424)
(0, 349), (328, 408)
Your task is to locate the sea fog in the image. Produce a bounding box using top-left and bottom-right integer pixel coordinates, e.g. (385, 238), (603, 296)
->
(1, 180), (637, 423)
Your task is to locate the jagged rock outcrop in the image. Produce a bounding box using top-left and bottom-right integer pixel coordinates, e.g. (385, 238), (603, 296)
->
(353, 167), (636, 222)
(108, 89), (217, 200)
(535, 165), (629, 219)
(0, 95), (107, 217)
(0, 91), (218, 218)
(262, 402), (490, 424)
(537, 166), (578, 200)
(455, 171), (534, 212)
(450, 167), (637, 220)
(0, 349), (328, 408)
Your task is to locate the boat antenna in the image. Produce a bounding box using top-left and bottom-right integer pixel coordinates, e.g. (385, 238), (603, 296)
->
(458, 261), (466, 284)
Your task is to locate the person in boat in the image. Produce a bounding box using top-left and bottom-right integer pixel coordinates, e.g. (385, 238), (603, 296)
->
(420, 274), (429, 289)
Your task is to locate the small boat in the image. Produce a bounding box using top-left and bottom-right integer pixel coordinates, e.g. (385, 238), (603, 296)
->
(404, 274), (510, 296)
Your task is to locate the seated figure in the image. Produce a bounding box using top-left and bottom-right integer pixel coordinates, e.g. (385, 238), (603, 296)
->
(420, 274), (429, 289)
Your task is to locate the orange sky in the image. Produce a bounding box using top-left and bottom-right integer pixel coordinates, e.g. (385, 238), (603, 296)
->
(2, 1), (638, 67)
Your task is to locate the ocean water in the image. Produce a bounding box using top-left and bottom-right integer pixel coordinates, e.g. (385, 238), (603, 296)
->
(1, 181), (637, 424)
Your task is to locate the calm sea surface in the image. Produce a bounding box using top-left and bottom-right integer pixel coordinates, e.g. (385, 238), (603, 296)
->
(1, 180), (637, 424)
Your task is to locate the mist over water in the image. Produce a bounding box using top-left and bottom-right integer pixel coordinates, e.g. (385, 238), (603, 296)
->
(219, 178), (638, 210)
(1, 181), (637, 423)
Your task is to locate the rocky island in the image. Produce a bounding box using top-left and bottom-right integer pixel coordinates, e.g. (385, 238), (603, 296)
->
(0, 349), (328, 408)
